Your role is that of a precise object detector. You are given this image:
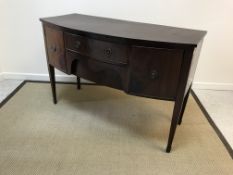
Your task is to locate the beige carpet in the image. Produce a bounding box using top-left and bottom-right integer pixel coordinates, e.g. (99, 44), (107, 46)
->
(0, 82), (232, 175)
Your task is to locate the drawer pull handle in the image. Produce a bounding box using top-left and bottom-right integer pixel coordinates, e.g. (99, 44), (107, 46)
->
(104, 48), (112, 57)
(50, 45), (57, 52)
(75, 41), (81, 48)
(151, 69), (159, 80)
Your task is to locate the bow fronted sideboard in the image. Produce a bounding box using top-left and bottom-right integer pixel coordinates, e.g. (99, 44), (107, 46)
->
(40, 14), (206, 152)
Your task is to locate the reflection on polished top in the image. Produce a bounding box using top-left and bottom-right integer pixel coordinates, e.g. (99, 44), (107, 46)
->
(40, 13), (206, 46)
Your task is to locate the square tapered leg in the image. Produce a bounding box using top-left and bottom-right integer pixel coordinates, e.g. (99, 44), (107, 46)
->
(48, 65), (57, 104)
(77, 76), (81, 90)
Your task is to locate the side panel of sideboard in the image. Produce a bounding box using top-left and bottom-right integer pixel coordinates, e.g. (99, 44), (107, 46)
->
(43, 25), (67, 73)
(185, 39), (204, 94)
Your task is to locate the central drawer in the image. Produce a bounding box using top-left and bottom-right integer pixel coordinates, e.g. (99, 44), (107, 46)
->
(65, 33), (130, 65)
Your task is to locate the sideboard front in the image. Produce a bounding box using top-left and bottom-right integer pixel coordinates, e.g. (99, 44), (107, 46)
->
(43, 25), (185, 100)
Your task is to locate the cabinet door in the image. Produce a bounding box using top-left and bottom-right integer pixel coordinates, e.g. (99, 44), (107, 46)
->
(44, 26), (66, 72)
(128, 46), (183, 100)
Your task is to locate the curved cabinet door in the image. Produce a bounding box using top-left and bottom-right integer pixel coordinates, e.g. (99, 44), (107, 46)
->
(44, 26), (67, 72)
(128, 46), (183, 100)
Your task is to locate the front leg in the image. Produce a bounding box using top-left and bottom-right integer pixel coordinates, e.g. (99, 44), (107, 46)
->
(48, 64), (57, 104)
(178, 86), (191, 125)
(166, 48), (195, 152)
(77, 76), (81, 90)
(166, 99), (183, 152)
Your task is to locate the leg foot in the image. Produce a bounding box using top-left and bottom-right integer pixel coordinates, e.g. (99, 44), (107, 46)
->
(166, 145), (171, 153)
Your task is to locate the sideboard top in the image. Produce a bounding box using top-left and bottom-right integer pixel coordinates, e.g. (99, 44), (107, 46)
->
(40, 13), (206, 47)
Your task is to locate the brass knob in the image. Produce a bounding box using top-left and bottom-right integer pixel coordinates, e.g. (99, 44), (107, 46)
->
(75, 41), (81, 48)
(151, 69), (159, 79)
(50, 45), (56, 52)
(104, 48), (112, 57)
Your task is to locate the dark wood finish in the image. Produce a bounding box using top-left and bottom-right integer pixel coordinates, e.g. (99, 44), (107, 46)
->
(65, 50), (129, 91)
(77, 76), (81, 89)
(48, 65), (57, 104)
(178, 85), (192, 125)
(40, 14), (206, 152)
(166, 48), (194, 152)
(40, 13), (206, 46)
(44, 26), (66, 73)
(65, 33), (130, 65)
(128, 46), (183, 99)
(185, 39), (204, 94)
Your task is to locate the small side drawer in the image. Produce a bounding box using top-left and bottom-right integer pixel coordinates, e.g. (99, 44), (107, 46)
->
(65, 33), (130, 65)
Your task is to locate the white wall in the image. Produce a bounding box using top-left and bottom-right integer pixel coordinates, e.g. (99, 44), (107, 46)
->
(0, 66), (2, 81)
(0, 48), (3, 81)
(0, 0), (233, 89)
(0, 58), (2, 73)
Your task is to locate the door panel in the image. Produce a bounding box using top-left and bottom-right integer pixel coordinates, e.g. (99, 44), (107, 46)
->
(128, 46), (183, 99)
(44, 26), (66, 72)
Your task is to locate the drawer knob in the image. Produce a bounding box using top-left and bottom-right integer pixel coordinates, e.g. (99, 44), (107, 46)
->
(50, 45), (57, 52)
(151, 69), (159, 79)
(75, 41), (81, 48)
(104, 48), (112, 57)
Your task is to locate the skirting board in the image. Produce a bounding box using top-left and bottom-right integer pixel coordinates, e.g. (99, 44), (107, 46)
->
(192, 82), (233, 91)
(0, 73), (4, 81)
(1, 72), (233, 90)
(1, 72), (92, 83)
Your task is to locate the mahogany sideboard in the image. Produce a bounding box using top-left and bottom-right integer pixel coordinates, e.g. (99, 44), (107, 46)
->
(40, 13), (206, 152)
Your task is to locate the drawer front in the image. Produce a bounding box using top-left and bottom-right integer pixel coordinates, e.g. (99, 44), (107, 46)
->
(129, 46), (183, 99)
(65, 33), (130, 65)
(66, 51), (128, 90)
(44, 26), (66, 72)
